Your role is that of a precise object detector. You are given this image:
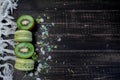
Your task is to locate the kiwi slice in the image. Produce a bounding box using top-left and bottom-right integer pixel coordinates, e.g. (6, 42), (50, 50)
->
(17, 15), (35, 30)
(14, 30), (32, 42)
(14, 42), (34, 59)
(15, 58), (34, 71)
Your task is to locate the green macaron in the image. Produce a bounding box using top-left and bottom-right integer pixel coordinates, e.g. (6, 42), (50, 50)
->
(14, 30), (32, 42)
(15, 58), (34, 71)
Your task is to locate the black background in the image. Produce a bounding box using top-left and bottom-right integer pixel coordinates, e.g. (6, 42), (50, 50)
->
(13, 0), (120, 80)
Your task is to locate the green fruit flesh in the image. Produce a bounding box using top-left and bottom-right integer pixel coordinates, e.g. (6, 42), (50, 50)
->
(14, 42), (34, 59)
(14, 30), (32, 42)
(17, 15), (34, 30)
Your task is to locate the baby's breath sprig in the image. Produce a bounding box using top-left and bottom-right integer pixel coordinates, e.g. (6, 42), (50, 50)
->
(27, 15), (58, 80)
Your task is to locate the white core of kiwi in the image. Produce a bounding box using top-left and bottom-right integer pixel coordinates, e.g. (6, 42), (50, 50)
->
(20, 47), (29, 53)
(21, 19), (30, 26)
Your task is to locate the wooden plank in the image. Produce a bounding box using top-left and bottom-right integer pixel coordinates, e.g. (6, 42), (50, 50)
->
(13, 0), (120, 80)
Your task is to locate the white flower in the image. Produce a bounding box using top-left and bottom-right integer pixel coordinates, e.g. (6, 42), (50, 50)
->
(29, 73), (33, 77)
(48, 56), (52, 60)
(36, 78), (41, 80)
(40, 18), (44, 23)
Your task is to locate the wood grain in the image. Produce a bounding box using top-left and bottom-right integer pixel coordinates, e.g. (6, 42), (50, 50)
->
(13, 0), (120, 80)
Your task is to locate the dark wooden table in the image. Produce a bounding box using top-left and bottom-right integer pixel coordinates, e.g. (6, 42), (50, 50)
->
(13, 0), (120, 80)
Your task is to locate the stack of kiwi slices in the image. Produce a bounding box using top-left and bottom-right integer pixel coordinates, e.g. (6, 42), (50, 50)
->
(14, 15), (35, 71)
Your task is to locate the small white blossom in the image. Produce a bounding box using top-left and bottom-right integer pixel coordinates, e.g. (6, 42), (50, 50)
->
(40, 18), (44, 23)
(36, 78), (41, 80)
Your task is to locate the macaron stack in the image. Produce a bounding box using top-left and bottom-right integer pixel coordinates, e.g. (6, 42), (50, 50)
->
(14, 15), (35, 71)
